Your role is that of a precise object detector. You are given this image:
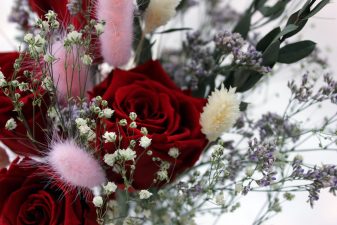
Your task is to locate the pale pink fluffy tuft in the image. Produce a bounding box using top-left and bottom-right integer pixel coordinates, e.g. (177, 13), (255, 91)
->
(96, 0), (134, 67)
(51, 41), (93, 102)
(47, 140), (106, 189)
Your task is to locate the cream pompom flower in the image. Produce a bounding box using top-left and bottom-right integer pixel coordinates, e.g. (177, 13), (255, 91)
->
(144, 0), (181, 34)
(200, 85), (240, 141)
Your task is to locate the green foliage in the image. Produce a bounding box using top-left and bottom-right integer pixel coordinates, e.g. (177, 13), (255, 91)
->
(278, 41), (316, 64)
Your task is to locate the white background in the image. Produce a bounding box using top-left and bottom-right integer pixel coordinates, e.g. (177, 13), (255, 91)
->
(1, 1), (337, 225)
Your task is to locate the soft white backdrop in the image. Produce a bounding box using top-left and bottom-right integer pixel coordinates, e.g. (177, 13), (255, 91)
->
(1, 1), (336, 225)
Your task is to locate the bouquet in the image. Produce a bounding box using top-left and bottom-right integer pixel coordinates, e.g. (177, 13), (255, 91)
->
(0, 0), (336, 224)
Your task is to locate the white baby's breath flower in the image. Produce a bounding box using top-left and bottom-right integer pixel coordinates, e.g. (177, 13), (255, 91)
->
(75, 118), (87, 127)
(95, 22), (105, 35)
(215, 192), (225, 205)
(43, 53), (56, 63)
(129, 112), (137, 121)
(0, 72), (6, 87)
(117, 148), (137, 161)
(200, 85), (240, 141)
(41, 77), (54, 91)
(168, 147), (180, 158)
(139, 190), (153, 199)
(104, 153), (115, 166)
(66, 30), (82, 43)
(5, 118), (17, 130)
(103, 131), (117, 143)
(144, 0), (181, 34)
(24, 33), (34, 43)
(93, 196), (103, 207)
(78, 124), (91, 135)
(87, 129), (96, 142)
(81, 54), (93, 65)
(102, 108), (114, 118)
(140, 136), (152, 149)
(157, 170), (168, 181)
(103, 182), (117, 194)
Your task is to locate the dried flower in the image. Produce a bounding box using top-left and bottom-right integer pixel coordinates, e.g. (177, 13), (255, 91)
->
(140, 136), (152, 149)
(93, 196), (103, 207)
(144, 0), (181, 33)
(139, 190), (153, 199)
(5, 118), (17, 130)
(200, 85), (240, 141)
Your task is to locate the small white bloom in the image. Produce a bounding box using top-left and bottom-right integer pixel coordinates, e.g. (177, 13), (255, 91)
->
(75, 118), (87, 127)
(24, 33), (34, 43)
(235, 183), (243, 193)
(43, 54), (56, 63)
(93, 196), (103, 207)
(5, 118), (17, 130)
(34, 35), (46, 53)
(103, 182), (117, 194)
(118, 148), (137, 161)
(81, 54), (93, 65)
(129, 121), (137, 129)
(103, 131), (117, 143)
(41, 77), (54, 91)
(0, 78), (7, 88)
(139, 190), (153, 199)
(129, 112), (137, 121)
(66, 30), (82, 43)
(119, 119), (127, 126)
(45, 10), (57, 21)
(168, 147), (180, 158)
(78, 124), (91, 135)
(41, 21), (50, 31)
(94, 23), (105, 35)
(87, 129), (96, 142)
(200, 85), (240, 141)
(215, 192), (225, 205)
(157, 170), (168, 181)
(140, 127), (148, 135)
(102, 108), (114, 118)
(104, 153), (115, 166)
(140, 136), (152, 149)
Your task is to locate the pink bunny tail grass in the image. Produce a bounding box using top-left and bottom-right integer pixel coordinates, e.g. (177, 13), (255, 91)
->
(51, 41), (93, 103)
(46, 140), (106, 189)
(96, 0), (134, 67)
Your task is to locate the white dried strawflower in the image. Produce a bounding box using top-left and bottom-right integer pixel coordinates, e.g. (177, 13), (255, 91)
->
(200, 85), (240, 141)
(139, 190), (153, 199)
(144, 0), (182, 34)
(168, 147), (180, 158)
(93, 196), (103, 207)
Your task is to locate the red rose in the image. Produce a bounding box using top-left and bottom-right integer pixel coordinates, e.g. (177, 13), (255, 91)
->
(0, 158), (97, 225)
(91, 60), (208, 189)
(0, 52), (49, 156)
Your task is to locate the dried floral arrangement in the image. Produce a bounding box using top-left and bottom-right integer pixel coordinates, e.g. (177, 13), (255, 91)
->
(0, 0), (336, 224)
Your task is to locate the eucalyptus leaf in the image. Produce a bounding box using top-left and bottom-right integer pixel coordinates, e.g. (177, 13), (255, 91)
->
(278, 40), (316, 64)
(262, 40), (280, 66)
(256, 27), (281, 52)
(233, 13), (251, 39)
(303, 0), (330, 20)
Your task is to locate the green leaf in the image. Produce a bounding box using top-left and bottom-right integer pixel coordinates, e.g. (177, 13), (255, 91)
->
(278, 41), (316, 64)
(233, 13), (251, 38)
(303, 0), (330, 20)
(282, 10), (309, 40)
(272, 24), (299, 42)
(155, 27), (192, 34)
(262, 40), (280, 66)
(256, 27), (281, 52)
(239, 102), (249, 111)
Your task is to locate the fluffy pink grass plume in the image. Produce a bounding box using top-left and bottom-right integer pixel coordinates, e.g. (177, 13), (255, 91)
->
(96, 0), (134, 67)
(47, 140), (106, 189)
(51, 41), (93, 102)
